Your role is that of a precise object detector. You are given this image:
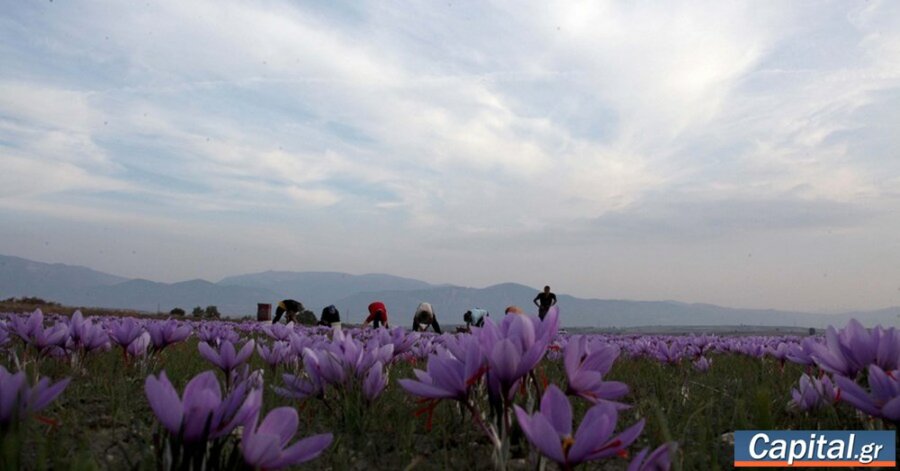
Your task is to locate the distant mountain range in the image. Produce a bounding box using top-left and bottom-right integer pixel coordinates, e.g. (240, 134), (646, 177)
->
(2, 254), (898, 328)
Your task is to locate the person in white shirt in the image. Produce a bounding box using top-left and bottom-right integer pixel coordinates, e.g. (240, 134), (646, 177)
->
(412, 302), (442, 333)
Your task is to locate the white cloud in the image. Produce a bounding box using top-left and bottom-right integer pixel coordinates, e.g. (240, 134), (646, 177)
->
(1, 0), (899, 310)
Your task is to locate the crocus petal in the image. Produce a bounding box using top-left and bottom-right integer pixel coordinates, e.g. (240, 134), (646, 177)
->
(0, 370), (27, 423)
(881, 397), (900, 422)
(398, 379), (453, 399)
(627, 448), (650, 471)
(220, 341), (237, 367)
(28, 377), (70, 412)
(540, 385), (572, 437)
(198, 342), (222, 368)
(236, 340), (256, 366)
(490, 339), (521, 385)
(242, 432), (282, 468)
(585, 418), (646, 461)
(275, 433), (334, 467)
(568, 404), (617, 464)
(145, 372), (183, 434)
(564, 336), (584, 378)
(581, 346), (619, 374)
(257, 407), (299, 448)
(513, 405), (566, 464)
(834, 375), (880, 416)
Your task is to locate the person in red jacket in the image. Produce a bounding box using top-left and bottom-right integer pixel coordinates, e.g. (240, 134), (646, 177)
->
(364, 301), (389, 328)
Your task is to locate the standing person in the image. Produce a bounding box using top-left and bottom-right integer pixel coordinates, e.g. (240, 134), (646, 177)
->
(318, 304), (341, 327)
(533, 285), (557, 320)
(273, 299), (303, 324)
(412, 302), (442, 333)
(364, 301), (390, 329)
(463, 308), (489, 328)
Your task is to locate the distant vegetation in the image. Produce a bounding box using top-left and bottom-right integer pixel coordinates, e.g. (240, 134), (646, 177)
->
(191, 305), (221, 319)
(297, 308), (317, 325)
(2, 296), (60, 306)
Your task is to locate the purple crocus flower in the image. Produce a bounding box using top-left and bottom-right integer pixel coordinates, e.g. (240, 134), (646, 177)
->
(785, 339), (816, 367)
(276, 348), (327, 400)
(258, 341), (294, 368)
(479, 313), (550, 398)
(69, 311), (110, 353)
(126, 332), (151, 358)
(513, 385), (645, 469)
(11, 310), (69, 353)
(240, 407), (333, 470)
(834, 365), (900, 422)
(144, 370), (261, 442)
(627, 443), (677, 471)
(198, 339), (255, 376)
(872, 325), (900, 371)
(109, 317), (144, 348)
(807, 320), (884, 379)
(398, 337), (486, 402)
(309, 347), (347, 387)
(10, 309), (46, 343)
(263, 323), (295, 341)
(564, 336), (629, 407)
(652, 341), (682, 365)
(326, 330), (393, 377)
(197, 324), (241, 346)
(789, 373), (838, 412)
(147, 319), (192, 351)
(363, 361), (387, 402)
(0, 325), (9, 350)
(766, 342), (790, 369)
(0, 366), (70, 426)
(275, 339), (372, 400)
(693, 356), (712, 372)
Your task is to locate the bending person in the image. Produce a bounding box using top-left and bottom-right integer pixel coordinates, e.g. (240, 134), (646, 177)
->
(273, 299), (303, 324)
(505, 305), (524, 315)
(364, 301), (390, 329)
(463, 308), (489, 328)
(319, 304), (341, 326)
(412, 302), (442, 333)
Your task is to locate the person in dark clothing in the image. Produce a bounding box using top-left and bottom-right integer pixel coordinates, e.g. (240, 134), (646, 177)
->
(463, 308), (488, 328)
(274, 299), (303, 324)
(412, 302), (442, 333)
(533, 285), (557, 320)
(318, 305), (341, 326)
(364, 301), (390, 329)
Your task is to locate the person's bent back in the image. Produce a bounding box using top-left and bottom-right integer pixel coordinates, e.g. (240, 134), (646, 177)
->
(412, 302), (441, 334)
(274, 299), (303, 323)
(319, 304), (341, 326)
(464, 308), (488, 328)
(364, 301), (389, 328)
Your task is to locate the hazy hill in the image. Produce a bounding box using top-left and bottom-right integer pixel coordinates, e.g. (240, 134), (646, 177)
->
(218, 271), (433, 308)
(0, 254), (127, 300)
(1, 254), (898, 328)
(71, 279), (279, 315)
(331, 283), (900, 328)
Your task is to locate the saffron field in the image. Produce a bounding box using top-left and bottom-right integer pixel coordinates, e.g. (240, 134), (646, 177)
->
(0, 307), (896, 470)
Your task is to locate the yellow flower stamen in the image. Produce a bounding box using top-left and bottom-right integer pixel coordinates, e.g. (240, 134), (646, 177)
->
(562, 435), (575, 456)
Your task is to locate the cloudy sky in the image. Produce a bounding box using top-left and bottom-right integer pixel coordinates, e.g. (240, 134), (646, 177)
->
(1, 1), (899, 312)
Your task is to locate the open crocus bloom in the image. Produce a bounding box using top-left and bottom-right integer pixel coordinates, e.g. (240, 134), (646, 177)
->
(514, 385), (644, 469)
(198, 339), (256, 375)
(834, 365), (900, 422)
(240, 406), (333, 470)
(144, 370), (261, 442)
